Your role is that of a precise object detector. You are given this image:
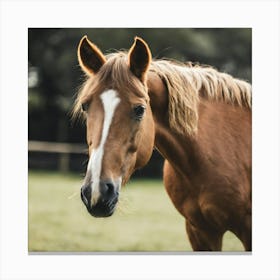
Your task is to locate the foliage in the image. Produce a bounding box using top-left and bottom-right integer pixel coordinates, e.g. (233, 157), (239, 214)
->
(28, 28), (251, 144)
(28, 28), (251, 174)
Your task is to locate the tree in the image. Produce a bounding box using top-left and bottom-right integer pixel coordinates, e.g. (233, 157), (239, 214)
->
(28, 28), (251, 173)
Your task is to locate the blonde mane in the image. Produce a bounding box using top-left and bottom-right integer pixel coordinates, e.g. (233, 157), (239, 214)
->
(150, 60), (251, 135)
(74, 52), (252, 136)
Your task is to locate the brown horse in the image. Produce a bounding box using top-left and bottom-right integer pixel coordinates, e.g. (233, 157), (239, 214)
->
(73, 36), (252, 251)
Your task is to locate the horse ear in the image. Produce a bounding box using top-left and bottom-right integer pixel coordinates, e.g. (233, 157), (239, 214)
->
(128, 37), (152, 82)
(77, 35), (106, 76)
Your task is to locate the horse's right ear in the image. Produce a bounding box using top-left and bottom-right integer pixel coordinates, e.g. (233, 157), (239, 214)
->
(128, 37), (152, 82)
(77, 36), (106, 76)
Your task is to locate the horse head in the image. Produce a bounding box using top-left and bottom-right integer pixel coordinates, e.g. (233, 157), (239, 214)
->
(77, 36), (155, 217)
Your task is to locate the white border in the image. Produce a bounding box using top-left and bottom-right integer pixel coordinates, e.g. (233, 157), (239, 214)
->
(1, 0), (279, 279)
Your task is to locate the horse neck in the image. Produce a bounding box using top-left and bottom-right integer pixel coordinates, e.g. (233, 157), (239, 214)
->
(147, 72), (201, 178)
(147, 71), (251, 185)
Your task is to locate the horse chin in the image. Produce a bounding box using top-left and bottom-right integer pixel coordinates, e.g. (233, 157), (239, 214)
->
(87, 198), (118, 218)
(88, 209), (115, 218)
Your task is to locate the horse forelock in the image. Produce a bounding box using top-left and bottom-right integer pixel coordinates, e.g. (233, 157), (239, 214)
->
(72, 52), (148, 120)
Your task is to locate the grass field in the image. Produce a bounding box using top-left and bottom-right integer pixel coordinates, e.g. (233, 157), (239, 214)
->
(28, 171), (244, 252)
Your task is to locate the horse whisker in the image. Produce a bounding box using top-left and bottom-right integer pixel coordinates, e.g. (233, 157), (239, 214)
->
(67, 192), (78, 199)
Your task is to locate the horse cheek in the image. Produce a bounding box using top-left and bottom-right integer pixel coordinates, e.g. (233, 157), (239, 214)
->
(135, 109), (155, 169)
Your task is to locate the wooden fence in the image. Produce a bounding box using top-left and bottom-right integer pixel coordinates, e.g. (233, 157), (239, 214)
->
(28, 141), (87, 172)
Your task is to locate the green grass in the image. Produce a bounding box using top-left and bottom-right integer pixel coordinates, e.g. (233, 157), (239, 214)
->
(28, 171), (244, 252)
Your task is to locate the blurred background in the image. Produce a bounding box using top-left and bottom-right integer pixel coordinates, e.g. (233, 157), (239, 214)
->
(28, 28), (251, 252)
(28, 28), (251, 175)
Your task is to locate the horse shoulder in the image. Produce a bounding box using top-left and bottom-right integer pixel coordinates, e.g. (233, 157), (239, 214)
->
(163, 160), (206, 227)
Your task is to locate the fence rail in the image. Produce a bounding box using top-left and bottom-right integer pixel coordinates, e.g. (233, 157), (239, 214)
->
(28, 141), (86, 154)
(28, 141), (87, 172)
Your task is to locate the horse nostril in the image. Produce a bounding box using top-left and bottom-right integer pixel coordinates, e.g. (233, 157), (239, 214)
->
(106, 182), (114, 194)
(81, 185), (91, 207)
(100, 180), (118, 198)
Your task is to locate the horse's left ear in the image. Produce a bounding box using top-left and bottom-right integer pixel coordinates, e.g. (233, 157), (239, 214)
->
(128, 37), (152, 82)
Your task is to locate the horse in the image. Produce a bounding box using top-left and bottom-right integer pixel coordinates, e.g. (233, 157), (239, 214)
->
(73, 36), (252, 251)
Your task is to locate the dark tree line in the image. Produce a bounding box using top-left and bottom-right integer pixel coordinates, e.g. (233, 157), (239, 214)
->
(28, 28), (251, 174)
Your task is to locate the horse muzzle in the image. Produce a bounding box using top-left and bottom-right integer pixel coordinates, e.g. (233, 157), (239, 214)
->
(80, 179), (120, 218)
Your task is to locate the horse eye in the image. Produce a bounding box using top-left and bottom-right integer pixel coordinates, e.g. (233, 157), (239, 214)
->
(133, 105), (146, 121)
(81, 102), (89, 112)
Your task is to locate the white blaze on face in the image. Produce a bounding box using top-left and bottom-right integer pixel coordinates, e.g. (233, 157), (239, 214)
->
(86, 89), (121, 205)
